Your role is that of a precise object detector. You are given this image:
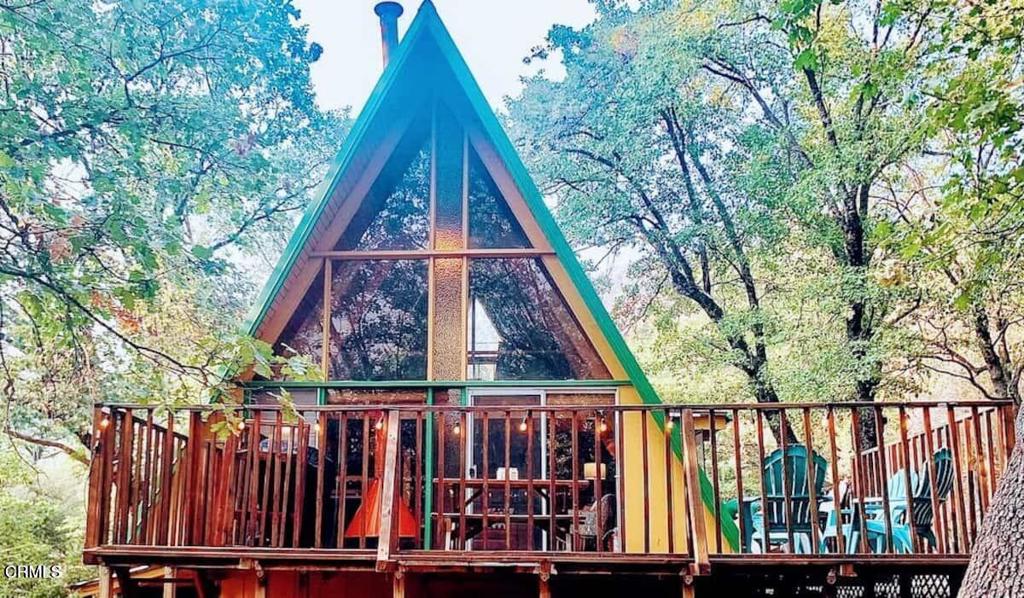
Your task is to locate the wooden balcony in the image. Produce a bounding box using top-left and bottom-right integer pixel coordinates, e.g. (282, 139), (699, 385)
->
(83, 394), (1015, 580)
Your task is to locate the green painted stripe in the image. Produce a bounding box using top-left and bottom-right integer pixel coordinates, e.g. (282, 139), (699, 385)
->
(423, 387), (435, 549)
(242, 379), (631, 390)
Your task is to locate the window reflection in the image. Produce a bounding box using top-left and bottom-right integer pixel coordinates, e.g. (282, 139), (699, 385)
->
(335, 118), (431, 251)
(468, 149), (530, 249)
(328, 260), (428, 380)
(468, 259), (611, 380)
(274, 267), (325, 374)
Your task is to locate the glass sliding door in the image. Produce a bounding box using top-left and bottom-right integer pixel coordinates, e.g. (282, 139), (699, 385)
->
(465, 391), (547, 550)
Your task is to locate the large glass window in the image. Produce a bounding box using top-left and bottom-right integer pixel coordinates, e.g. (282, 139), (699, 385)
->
(273, 102), (613, 384)
(468, 149), (530, 249)
(328, 260), (428, 380)
(468, 259), (611, 380)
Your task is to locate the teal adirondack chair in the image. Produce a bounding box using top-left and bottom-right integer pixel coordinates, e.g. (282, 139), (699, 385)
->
(821, 448), (954, 554)
(864, 448), (955, 553)
(750, 445), (828, 554)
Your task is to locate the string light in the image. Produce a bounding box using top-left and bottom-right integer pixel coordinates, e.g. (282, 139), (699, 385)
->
(666, 417), (675, 431)
(237, 420), (246, 432)
(452, 421), (461, 436)
(375, 418), (385, 431)
(519, 417), (528, 433)
(99, 417), (110, 430)
(598, 418), (608, 434)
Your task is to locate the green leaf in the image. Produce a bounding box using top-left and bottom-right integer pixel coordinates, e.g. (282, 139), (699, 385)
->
(191, 245), (214, 260)
(793, 48), (819, 71)
(879, 2), (903, 26)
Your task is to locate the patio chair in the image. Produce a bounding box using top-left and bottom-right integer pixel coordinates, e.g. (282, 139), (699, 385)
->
(572, 493), (617, 551)
(863, 448), (955, 553)
(820, 448), (954, 554)
(750, 445), (828, 554)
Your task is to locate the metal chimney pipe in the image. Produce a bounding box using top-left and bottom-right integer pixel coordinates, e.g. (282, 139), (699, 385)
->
(374, 2), (404, 68)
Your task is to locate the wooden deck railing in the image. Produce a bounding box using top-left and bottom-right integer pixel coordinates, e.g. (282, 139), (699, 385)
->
(698, 401), (1015, 558)
(84, 399), (1016, 568)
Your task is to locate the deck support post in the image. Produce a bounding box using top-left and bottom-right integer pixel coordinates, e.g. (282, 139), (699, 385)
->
(98, 566), (113, 598)
(681, 572), (696, 598)
(538, 576), (551, 598)
(162, 567), (176, 598)
(392, 569), (406, 598)
(537, 560), (553, 598)
(112, 567), (139, 597)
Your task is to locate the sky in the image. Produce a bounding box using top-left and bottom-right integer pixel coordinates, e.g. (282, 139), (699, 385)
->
(293, 0), (596, 114)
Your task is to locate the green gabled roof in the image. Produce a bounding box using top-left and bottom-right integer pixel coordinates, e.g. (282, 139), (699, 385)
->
(244, 1), (738, 550)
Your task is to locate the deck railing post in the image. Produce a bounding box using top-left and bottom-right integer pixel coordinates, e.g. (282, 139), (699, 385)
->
(680, 409), (709, 574)
(84, 406), (108, 550)
(377, 410), (401, 570)
(1003, 403), (1018, 457)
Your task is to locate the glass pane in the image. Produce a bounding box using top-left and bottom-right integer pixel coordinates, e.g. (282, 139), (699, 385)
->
(468, 259), (611, 380)
(248, 389), (319, 406)
(273, 266), (325, 375)
(246, 389), (320, 437)
(433, 104), (464, 250)
(431, 258), (464, 380)
(335, 116), (431, 251)
(325, 389), (426, 404)
(328, 260), (428, 380)
(468, 149), (530, 249)
(469, 395), (543, 480)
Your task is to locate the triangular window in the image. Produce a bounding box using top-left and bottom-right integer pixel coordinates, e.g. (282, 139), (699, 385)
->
(467, 149), (530, 249)
(273, 267), (325, 376)
(335, 116), (431, 251)
(467, 258), (610, 380)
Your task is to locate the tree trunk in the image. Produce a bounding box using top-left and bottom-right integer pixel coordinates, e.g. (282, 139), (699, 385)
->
(972, 306), (1019, 402)
(852, 342), (881, 450)
(959, 407), (1024, 597)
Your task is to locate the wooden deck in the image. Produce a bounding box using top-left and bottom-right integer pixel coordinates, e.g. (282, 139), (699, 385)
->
(82, 397), (1015, 589)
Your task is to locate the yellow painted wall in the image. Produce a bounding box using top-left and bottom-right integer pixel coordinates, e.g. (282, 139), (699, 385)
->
(619, 387), (689, 554)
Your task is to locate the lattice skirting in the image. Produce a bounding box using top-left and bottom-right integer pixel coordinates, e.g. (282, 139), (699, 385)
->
(834, 572), (954, 598)
(696, 568), (962, 598)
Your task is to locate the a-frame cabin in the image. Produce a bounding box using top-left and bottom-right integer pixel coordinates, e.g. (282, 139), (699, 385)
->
(80, 2), (1015, 597)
